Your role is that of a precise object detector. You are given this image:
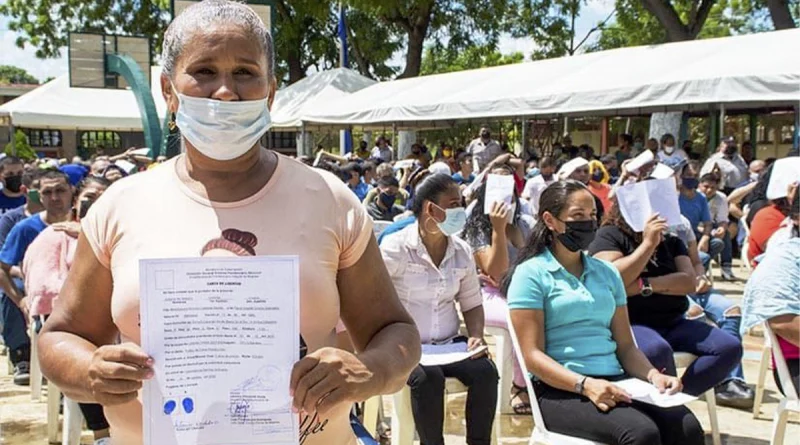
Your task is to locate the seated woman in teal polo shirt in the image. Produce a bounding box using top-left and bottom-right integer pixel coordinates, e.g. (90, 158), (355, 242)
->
(503, 180), (703, 445)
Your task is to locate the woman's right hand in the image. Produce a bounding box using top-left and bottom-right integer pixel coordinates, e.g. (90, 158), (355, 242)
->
(583, 378), (632, 412)
(88, 343), (153, 405)
(642, 214), (667, 247)
(488, 201), (509, 231)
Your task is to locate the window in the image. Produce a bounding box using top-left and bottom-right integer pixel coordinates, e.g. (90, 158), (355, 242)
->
(265, 131), (296, 150)
(80, 131), (122, 151)
(21, 129), (62, 147)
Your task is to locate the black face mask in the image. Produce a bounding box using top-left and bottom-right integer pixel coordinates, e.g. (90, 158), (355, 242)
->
(556, 219), (598, 252)
(4, 174), (22, 194)
(79, 198), (95, 219)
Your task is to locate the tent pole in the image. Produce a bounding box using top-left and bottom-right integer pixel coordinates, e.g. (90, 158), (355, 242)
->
(521, 118), (527, 159)
(794, 103), (800, 150)
(9, 123), (15, 156)
(719, 104), (726, 141)
(625, 118), (631, 134)
(563, 116), (569, 136)
(600, 117), (609, 155)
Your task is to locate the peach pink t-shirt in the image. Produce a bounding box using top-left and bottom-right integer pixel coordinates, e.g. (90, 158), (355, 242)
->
(22, 227), (77, 316)
(82, 154), (372, 445)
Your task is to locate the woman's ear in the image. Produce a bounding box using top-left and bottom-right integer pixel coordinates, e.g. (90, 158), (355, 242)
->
(542, 211), (559, 233)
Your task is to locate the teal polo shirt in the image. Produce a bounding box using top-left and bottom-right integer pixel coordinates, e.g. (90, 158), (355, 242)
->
(507, 249), (627, 377)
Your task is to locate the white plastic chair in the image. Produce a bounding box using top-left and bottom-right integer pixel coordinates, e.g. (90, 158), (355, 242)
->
(29, 320), (43, 402)
(46, 382), (83, 445)
(764, 324), (799, 445)
(506, 314), (608, 445)
(739, 215), (753, 273)
(753, 327), (774, 418)
(390, 378), (498, 445)
(361, 396), (382, 438)
(485, 326), (514, 415)
(672, 352), (721, 445)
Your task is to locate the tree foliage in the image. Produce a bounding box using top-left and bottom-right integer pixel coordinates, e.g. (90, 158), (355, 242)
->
(591, 0), (796, 51)
(420, 44), (524, 75)
(4, 130), (37, 161)
(0, 65), (39, 84)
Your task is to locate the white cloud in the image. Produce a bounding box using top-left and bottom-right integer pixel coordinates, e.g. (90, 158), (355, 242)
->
(497, 35), (537, 56)
(0, 18), (68, 83)
(585, 0), (615, 17)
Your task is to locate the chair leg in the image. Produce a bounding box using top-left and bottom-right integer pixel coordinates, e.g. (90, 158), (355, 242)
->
(63, 397), (83, 445)
(770, 400), (789, 445)
(30, 324), (42, 402)
(753, 345), (771, 418)
(704, 389), (721, 445)
(46, 383), (61, 444)
(494, 330), (514, 415)
(362, 396), (381, 438)
(391, 386), (415, 445)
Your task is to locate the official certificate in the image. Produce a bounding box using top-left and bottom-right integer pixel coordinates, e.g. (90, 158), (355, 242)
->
(140, 256), (300, 445)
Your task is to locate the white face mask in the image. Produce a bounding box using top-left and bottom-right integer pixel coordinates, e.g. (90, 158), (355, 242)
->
(174, 90), (271, 161)
(663, 145), (675, 155)
(434, 206), (468, 236)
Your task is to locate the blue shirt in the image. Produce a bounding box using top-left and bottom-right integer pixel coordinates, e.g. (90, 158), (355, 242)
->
(349, 179), (372, 202)
(377, 216), (416, 245)
(679, 191), (711, 237)
(507, 249), (627, 377)
(0, 214), (47, 266)
(452, 172), (475, 186)
(59, 164), (89, 186)
(0, 192), (26, 216)
(0, 206), (27, 248)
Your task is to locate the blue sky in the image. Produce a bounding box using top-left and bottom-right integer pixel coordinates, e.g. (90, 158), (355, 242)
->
(0, 0), (614, 83)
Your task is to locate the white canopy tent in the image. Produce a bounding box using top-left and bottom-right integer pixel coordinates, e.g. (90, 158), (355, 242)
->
(271, 67), (376, 130)
(304, 29), (800, 130)
(0, 66), (169, 131)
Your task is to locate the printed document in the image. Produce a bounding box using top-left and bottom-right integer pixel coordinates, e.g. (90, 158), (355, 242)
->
(615, 178), (683, 232)
(614, 378), (697, 408)
(483, 174), (515, 214)
(420, 343), (488, 366)
(140, 256), (300, 445)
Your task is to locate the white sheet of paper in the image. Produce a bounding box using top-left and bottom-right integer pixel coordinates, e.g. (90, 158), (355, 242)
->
(483, 174), (515, 214)
(767, 156), (800, 200)
(614, 378), (697, 408)
(420, 343), (488, 367)
(615, 178), (683, 232)
(627, 150), (655, 173)
(140, 256), (300, 445)
(650, 163), (677, 180)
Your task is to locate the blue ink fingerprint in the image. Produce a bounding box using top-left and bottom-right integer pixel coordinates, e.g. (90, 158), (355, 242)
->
(182, 397), (195, 414)
(163, 400), (177, 415)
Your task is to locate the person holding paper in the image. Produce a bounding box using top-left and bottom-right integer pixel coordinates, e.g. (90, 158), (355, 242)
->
(504, 180), (702, 445)
(37, 2), (421, 444)
(590, 199), (742, 398)
(462, 177), (535, 414)
(381, 173), (498, 445)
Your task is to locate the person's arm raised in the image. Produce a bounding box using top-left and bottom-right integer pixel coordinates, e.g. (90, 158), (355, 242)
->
(593, 215), (666, 286)
(38, 234), (153, 405)
(473, 201), (510, 282)
(290, 237), (420, 416)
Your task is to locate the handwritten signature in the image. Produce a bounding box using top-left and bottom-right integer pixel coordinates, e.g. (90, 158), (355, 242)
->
(229, 400), (250, 421)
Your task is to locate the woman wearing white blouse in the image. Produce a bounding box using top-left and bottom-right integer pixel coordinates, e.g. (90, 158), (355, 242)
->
(380, 174), (498, 445)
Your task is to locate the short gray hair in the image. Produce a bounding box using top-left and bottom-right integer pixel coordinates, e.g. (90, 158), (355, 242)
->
(161, 0), (275, 78)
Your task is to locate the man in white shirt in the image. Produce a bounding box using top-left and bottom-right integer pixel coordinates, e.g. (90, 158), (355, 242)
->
(466, 127), (504, 171)
(521, 156), (557, 216)
(701, 137), (748, 193)
(698, 173), (736, 280)
(371, 136), (394, 163)
(657, 133), (689, 164)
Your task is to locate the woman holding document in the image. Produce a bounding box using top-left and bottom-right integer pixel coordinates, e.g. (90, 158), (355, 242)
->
(589, 194), (742, 398)
(505, 180), (703, 445)
(381, 173), (499, 445)
(37, 2), (421, 445)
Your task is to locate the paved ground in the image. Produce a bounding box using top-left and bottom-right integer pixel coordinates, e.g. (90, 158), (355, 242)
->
(1, 261), (797, 444)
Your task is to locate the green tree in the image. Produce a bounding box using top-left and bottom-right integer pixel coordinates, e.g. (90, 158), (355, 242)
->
(0, 65), (39, 84)
(347, 0), (509, 78)
(420, 44), (524, 75)
(0, 0), (170, 59)
(4, 130), (37, 161)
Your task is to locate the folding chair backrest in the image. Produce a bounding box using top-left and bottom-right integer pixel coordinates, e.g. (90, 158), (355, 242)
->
(765, 323), (798, 401)
(506, 312), (549, 430)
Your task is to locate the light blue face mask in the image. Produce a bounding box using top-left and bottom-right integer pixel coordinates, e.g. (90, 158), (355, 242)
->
(173, 88), (272, 161)
(433, 205), (467, 236)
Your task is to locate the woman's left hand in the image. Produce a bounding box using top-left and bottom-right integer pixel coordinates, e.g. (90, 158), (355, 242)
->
(649, 372), (682, 395)
(52, 221), (82, 239)
(467, 337), (488, 359)
(290, 347), (375, 416)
